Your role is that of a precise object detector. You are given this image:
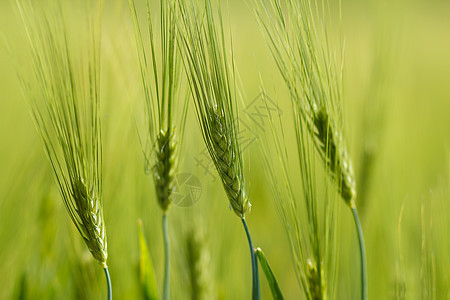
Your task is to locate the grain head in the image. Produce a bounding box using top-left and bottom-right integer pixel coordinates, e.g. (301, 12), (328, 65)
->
(129, 0), (188, 212)
(72, 178), (107, 266)
(313, 107), (356, 205)
(254, 0), (357, 206)
(185, 227), (210, 300)
(154, 129), (176, 211)
(178, 0), (250, 218)
(18, 0), (108, 267)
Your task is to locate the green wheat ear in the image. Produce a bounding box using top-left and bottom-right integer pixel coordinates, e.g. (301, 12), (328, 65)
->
(185, 227), (210, 300)
(254, 0), (367, 298)
(178, 0), (250, 218)
(254, 0), (356, 207)
(129, 0), (188, 211)
(72, 178), (107, 266)
(178, 1), (259, 298)
(18, 0), (112, 298)
(313, 107), (356, 205)
(154, 129), (176, 212)
(209, 106), (250, 217)
(129, 0), (188, 298)
(18, 0), (108, 267)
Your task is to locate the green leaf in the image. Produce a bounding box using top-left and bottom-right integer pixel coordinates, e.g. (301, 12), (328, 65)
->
(14, 272), (27, 300)
(138, 220), (159, 300)
(255, 248), (284, 300)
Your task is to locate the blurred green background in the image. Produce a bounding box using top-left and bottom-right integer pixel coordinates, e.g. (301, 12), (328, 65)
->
(0, 0), (449, 299)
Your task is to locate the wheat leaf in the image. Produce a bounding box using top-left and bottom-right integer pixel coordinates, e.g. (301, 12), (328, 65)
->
(255, 248), (284, 300)
(138, 220), (159, 300)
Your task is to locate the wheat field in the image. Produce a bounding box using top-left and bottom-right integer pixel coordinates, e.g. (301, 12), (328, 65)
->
(0, 0), (449, 299)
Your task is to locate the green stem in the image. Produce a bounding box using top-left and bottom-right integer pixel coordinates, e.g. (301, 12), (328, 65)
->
(242, 218), (261, 300)
(104, 267), (112, 300)
(163, 213), (170, 300)
(352, 206), (367, 300)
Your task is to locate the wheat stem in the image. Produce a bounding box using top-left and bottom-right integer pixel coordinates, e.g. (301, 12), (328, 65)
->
(104, 267), (112, 300)
(351, 207), (367, 300)
(163, 213), (170, 300)
(242, 218), (260, 300)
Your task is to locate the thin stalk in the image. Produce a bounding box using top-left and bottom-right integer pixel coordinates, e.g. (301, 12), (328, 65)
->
(242, 218), (261, 300)
(104, 267), (112, 300)
(352, 206), (367, 300)
(163, 213), (170, 300)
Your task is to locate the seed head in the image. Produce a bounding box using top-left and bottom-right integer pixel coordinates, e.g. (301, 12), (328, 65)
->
(178, 0), (251, 218)
(185, 227), (210, 300)
(313, 107), (356, 205)
(129, 0), (188, 212)
(72, 178), (107, 267)
(153, 129), (176, 211)
(209, 107), (250, 218)
(254, 0), (357, 206)
(19, 0), (108, 267)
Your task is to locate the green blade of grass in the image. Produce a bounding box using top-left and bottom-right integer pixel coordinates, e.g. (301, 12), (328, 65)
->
(255, 248), (284, 300)
(138, 220), (159, 300)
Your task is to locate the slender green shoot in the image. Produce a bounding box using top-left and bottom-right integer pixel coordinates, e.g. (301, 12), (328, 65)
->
(352, 207), (367, 300)
(243, 219), (261, 300)
(163, 213), (170, 300)
(104, 268), (112, 300)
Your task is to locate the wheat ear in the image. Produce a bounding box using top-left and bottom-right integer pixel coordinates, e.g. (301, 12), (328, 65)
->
(154, 129), (176, 211)
(18, 0), (111, 298)
(177, 0), (250, 218)
(129, 0), (189, 298)
(313, 108), (356, 206)
(177, 0), (258, 298)
(254, 0), (366, 298)
(185, 227), (210, 300)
